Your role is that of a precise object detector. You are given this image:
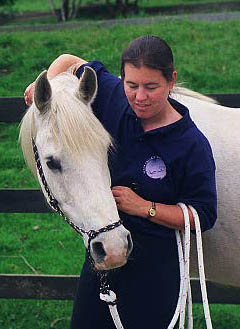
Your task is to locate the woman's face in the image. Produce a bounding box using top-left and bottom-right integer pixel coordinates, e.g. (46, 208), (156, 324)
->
(123, 63), (176, 121)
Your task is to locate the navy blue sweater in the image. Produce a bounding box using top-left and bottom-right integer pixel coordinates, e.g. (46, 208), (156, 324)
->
(76, 61), (217, 237)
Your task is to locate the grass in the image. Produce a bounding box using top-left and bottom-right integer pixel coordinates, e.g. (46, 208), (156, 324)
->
(0, 299), (73, 329)
(10, 0), (239, 12)
(0, 20), (240, 97)
(0, 213), (85, 275)
(141, 0), (239, 6)
(0, 302), (240, 329)
(1, 20), (240, 328)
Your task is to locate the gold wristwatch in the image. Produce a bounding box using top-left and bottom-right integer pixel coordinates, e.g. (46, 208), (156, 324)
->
(148, 201), (156, 219)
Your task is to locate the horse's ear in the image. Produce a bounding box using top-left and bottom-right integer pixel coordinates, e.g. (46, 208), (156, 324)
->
(77, 66), (97, 105)
(34, 70), (52, 113)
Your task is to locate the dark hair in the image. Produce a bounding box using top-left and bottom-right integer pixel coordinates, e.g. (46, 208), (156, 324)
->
(121, 35), (175, 82)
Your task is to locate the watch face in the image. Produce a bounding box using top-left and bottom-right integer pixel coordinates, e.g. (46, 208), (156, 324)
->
(149, 208), (156, 217)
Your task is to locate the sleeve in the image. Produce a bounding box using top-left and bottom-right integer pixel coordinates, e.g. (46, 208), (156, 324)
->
(75, 61), (128, 124)
(177, 136), (217, 232)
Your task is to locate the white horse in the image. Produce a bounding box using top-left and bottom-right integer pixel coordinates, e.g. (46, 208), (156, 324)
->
(19, 67), (132, 271)
(20, 66), (240, 288)
(172, 88), (240, 288)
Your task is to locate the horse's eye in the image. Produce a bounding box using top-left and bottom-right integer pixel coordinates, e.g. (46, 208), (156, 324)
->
(46, 157), (62, 171)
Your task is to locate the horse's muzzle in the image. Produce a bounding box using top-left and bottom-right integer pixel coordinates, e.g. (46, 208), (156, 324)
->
(91, 232), (133, 270)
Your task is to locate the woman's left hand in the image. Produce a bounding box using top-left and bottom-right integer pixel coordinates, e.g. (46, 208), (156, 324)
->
(24, 81), (35, 106)
(112, 186), (148, 217)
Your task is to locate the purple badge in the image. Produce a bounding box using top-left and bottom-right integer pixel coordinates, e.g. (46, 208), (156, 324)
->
(143, 156), (166, 179)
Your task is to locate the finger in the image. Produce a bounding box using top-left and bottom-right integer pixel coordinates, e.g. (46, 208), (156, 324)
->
(112, 185), (128, 190)
(116, 200), (122, 208)
(112, 186), (130, 195)
(113, 194), (121, 202)
(24, 93), (29, 105)
(24, 82), (35, 105)
(112, 186), (121, 192)
(24, 96), (32, 106)
(24, 95), (28, 105)
(112, 186), (126, 195)
(112, 190), (122, 197)
(24, 85), (31, 95)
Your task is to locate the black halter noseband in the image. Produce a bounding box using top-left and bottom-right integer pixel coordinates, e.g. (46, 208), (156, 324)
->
(31, 138), (123, 247)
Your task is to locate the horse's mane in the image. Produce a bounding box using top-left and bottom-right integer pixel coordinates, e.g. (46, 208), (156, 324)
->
(19, 72), (112, 178)
(172, 84), (218, 104)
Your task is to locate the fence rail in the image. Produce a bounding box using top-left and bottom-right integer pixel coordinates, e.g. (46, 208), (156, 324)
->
(0, 95), (240, 302)
(0, 189), (49, 213)
(0, 94), (239, 123)
(0, 97), (27, 122)
(0, 275), (240, 303)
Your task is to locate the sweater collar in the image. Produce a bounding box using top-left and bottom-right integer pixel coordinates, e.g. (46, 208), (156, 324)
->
(127, 97), (195, 138)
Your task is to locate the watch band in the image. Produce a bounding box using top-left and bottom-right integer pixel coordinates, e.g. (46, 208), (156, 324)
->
(148, 201), (156, 219)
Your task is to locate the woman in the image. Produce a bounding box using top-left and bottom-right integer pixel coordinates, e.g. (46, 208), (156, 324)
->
(24, 35), (217, 329)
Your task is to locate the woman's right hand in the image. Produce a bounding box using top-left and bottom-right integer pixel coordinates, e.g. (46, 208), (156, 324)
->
(24, 81), (35, 106)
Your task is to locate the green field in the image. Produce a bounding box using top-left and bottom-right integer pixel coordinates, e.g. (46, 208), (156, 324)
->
(1, 302), (240, 329)
(1, 18), (240, 329)
(10, 0), (239, 12)
(1, 20), (240, 97)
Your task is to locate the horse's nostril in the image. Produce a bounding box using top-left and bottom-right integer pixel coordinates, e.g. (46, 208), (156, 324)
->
(127, 233), (133, 257)
(92, 241), (106, 263)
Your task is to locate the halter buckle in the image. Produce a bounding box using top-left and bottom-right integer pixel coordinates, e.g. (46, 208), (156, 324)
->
(87, 230), (99, 241)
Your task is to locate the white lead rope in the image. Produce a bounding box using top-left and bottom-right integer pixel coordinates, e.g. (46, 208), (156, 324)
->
(100, 290), (125, 329)
(178, 203), (191, 329)
(189, 205), (213, 329)
(168, 203), (213, 329)
(100, 203), (213, 329)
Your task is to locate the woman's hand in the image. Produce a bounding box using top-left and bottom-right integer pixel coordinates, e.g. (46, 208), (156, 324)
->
(23, 55), (86, 106)
(112, 187), (195, 230)
(112, 186), (149, 217)
(24, 81), (35, 106)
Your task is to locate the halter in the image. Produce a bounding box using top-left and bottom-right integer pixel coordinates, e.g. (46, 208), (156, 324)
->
(31, 137), (123, 253)
(32, 137), (122, 311)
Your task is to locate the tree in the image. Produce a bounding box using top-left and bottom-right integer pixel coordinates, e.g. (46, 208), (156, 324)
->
(48, 0), (139, 22)
(0, 0), (16, 6)
(104, 0), (139, 17)
(48, 0), (80, 21)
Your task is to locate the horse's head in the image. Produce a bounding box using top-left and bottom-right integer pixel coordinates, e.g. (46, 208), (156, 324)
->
(20, 67), (132, 270)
